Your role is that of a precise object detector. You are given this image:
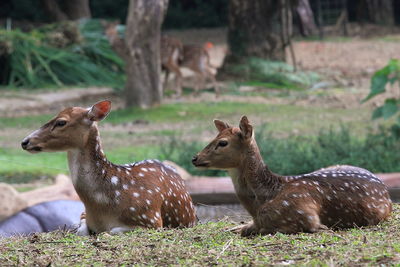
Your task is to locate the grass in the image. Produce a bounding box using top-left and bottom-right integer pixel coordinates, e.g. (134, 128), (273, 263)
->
(0, 101), (374, 133)
(0, 205), (399, 265)
(0, 100), (392, 182)
(0, 145), (160, 183)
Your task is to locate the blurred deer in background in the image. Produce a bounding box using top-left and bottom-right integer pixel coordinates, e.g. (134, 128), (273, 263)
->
(103, 21), (128, 59)
(21, 100), (196, 235)
(179, 42), (219, 96)
(104, 22), (219, 97)
(160, 35), (184, 96)
(192, 116), (392, 236)
(161, 36), (219, 97)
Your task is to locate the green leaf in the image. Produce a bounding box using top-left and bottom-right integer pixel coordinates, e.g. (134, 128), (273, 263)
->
(372, 106), (383, 120)
(382, 98), (398, 119)
(363, 71), (388, 102)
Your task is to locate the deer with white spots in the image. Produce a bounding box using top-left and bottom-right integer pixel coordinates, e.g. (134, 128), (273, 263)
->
(192, 116), (392, 236)
(21, 100), (196, 235)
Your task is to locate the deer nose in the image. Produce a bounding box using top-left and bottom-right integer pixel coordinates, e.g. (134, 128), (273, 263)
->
(191, 155), (198, 164)
(21, 138), (30, 150)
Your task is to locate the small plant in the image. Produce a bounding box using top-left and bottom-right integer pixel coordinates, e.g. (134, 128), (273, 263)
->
(229, 58), (320, 90)
(363, 59), (400, 137)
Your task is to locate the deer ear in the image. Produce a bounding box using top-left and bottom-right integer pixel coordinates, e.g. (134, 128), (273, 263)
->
(214, 119), (230, 133)
(239, 116), (253, 139)
(88, 100), (111, 121)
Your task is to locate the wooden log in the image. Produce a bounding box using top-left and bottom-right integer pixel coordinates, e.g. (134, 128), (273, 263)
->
(185, 174), (400, 204)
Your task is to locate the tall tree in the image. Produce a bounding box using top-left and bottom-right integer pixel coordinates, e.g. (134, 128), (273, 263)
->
(364, 0), (394, 26)
(223, 0), (297, 66)
(296, 0), (317, 36)
(41, 0), (91, 22)
(124, 0), (168, 108)
(355, 0), (394, 26)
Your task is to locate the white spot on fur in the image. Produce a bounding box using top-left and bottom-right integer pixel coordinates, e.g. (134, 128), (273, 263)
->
(111, 176), (119, 185)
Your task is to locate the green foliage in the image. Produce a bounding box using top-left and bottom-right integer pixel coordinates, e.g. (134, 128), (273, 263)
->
(161, 126), (400, 176)
(0, 20), (124, 89)
(363, 59), (400, 137)
(231, 58), (320, 90)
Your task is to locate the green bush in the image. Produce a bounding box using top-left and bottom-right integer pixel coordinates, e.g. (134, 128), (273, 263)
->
(0, 20), (124, 88)
(159, 126), (400, 176)
(363, 59), (400, 137)
(230, 58), (320, 90)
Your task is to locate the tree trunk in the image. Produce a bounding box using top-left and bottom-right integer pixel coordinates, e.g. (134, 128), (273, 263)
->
(41, 0), (91, 22)
(124, 0), (168, 108)
(358, 0), (394, 25)
(223, 0), (297, 68)
(296, 0), (317, 36)
(367, 0), (394, 25)
(41, 0), (68, 22)
(63, 0), (91, 20)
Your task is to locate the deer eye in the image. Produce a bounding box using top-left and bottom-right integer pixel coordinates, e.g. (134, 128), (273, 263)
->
(217, 140), (228, 147)
(55, 120), (67, 127)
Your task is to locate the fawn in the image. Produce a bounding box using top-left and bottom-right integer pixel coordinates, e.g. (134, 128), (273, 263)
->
(103, 22), (219, 97)
(192, 116), (392, 236)
(161, 35), (184, 96)
(21, 100), (196, 235)
(160, 36), (219, 96)
(180, 42), (219, 96)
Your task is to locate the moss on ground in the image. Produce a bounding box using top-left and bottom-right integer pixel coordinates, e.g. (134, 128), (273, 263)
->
(0, 205), (399, 266)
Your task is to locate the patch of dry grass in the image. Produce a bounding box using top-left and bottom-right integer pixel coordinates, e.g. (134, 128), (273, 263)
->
(0, 205), (399, 266)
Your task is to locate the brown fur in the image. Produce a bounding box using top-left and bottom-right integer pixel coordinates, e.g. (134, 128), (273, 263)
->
(193, 116), (392, 236)
(22, 101), (196, 235)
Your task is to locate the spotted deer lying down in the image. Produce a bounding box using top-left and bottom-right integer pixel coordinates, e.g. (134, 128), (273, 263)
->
(192, 116), (392, 236)
(21, 100), (196, 235)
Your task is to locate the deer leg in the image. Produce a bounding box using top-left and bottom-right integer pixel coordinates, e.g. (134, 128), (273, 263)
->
(240, 222), (260, 237)
(166, 63), (182, 97)
(257, 197), (328, 234)
(163, 69), (170, 91)
(76, 218), (90, 236)
(163, 64), (182, 97)
(174, 69), (183, 97)
(300, 212), (329, 233)
(109, 226), (135, 235)
(206, 68), (219, 97)
(193, 72), (204, 96)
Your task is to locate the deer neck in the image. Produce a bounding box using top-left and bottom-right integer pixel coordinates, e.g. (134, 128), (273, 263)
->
(228, 138), (283, 207)
(67, 125), (109, 194)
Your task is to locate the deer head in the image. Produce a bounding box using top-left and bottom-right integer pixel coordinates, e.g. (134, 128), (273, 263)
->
(192, 116), (254, 170)
(21, 101), (111, 153)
